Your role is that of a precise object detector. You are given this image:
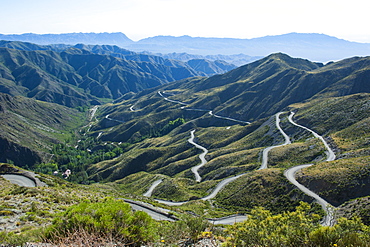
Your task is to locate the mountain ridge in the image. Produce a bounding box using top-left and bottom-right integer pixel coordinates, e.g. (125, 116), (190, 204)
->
(0, 43), (237, 107)
(1, 32), (370, 62)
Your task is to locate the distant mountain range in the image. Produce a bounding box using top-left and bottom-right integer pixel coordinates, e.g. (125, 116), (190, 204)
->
(1, 32), (370, 62)
(0, 41), (237, 107)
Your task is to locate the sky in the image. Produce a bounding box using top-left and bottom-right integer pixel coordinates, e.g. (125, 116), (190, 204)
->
(1, 0), (369, 43)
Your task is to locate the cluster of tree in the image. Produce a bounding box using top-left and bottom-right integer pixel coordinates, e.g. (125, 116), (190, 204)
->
(30, 118), (185, 184)
(33, 137), (130, 184)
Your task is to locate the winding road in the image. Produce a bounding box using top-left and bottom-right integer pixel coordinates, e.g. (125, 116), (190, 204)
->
(209, 111), (251, 124)
(188, 130), (208, 182)
(288, 112), (336, 162)
(134, 93), (337, 226)
(158, 91), (249, 125)
(147, 112), (289, 206)
(143, 179), (163, 197)
(284, 112), (336, 226)
(1, 174), (36, 187)
(259, 112), (291, 170)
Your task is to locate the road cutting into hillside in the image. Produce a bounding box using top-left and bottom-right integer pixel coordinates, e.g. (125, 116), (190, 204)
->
(126, 199), (247, 224)
(139, 95), (337, 226)
(188, 130), (208, 182)
(259, 112), (291, 170)
(147, 112), (290, 206)
(209, 110), (251, 124)
(288, 112), (336, 162)
(1, 174), (36, 187)
(143, 179), (163, 197)
(158, 91), (250, 125)
(285, 111), (336, 226)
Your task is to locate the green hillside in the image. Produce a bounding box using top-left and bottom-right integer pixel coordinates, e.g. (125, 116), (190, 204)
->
(0, 93), (84, 167)
(78, 54), (370, 222)
(1, 51), (370, 246)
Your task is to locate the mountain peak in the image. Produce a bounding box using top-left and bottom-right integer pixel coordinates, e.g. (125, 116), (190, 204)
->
(263, 53), (324, 71)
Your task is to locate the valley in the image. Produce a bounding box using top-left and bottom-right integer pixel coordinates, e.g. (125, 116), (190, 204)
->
(0, 39), (369, 245)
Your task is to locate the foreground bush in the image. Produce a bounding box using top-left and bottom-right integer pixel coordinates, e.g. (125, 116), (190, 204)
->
(43, 198), (157, 246)
(223, 202), (370, 247)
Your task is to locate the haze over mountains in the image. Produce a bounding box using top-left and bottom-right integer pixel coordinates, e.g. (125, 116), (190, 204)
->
(1, 32), (370, 63)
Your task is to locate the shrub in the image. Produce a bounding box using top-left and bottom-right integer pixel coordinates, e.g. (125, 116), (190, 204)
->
(43, 198), (158, 246)
(223, 202), (370, 247)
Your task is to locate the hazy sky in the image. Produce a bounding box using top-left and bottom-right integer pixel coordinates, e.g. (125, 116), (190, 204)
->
(1, 0), (369, 42)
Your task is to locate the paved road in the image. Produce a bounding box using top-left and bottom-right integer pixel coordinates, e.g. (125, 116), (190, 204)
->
(201, 174), (245, 201)
(158, 91), (249, 124)
(188, 130), (208, 182)
(139, 107), (336, 226)
(208, 214), (248, 225)
(124, 199), (176, 221)
(1, 174), (36, 187)
(105, 114), (125, 123)
(143, 179), (163, 197)
(285, 112), (336, 226)
(158, 91), (188, 106)
(149, 112), (289, 206)
(284, 165), (334, 226)
(209, 111), (251, 124)
(288, 112), (336, 162)
(89, 105), (99, 121)
(127, 199), (247, 224)
(259, 112), (291, 170)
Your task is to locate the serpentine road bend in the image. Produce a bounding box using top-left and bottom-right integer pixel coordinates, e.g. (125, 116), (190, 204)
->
(148, 112), (291, 206)
(158, 91), (188, 106)
(288, 112), (336, 162)
(285, 112), (336, 226)
(1, 174), (36, 187)
(158, 91), (250, 124)
(188, 130), (208, 182)
(208, 111), (251, 124)
(143, 179), (163, 197)
(259, 112), (291, 170)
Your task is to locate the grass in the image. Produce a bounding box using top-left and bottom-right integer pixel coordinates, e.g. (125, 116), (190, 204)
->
(296, 156), (370, 205)
(0, 172), (124, 235)
(267, 138), (326, 169)
(213, 168), (324, 215)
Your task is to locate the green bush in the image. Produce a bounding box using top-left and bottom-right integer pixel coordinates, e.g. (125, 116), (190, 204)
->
(223, 202), (370, 247)
(44, 198), (158, 246)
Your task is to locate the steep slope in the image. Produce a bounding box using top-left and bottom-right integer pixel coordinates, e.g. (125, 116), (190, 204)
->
(0, 47), (203, 106)
(0, 41), (237, 77)
(96, 53), (370, 132)
(86, 93), (370, 221)
(1, 50), (368, 225)
(0, 93), (84, 167)
(84, 54), (370, 204)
